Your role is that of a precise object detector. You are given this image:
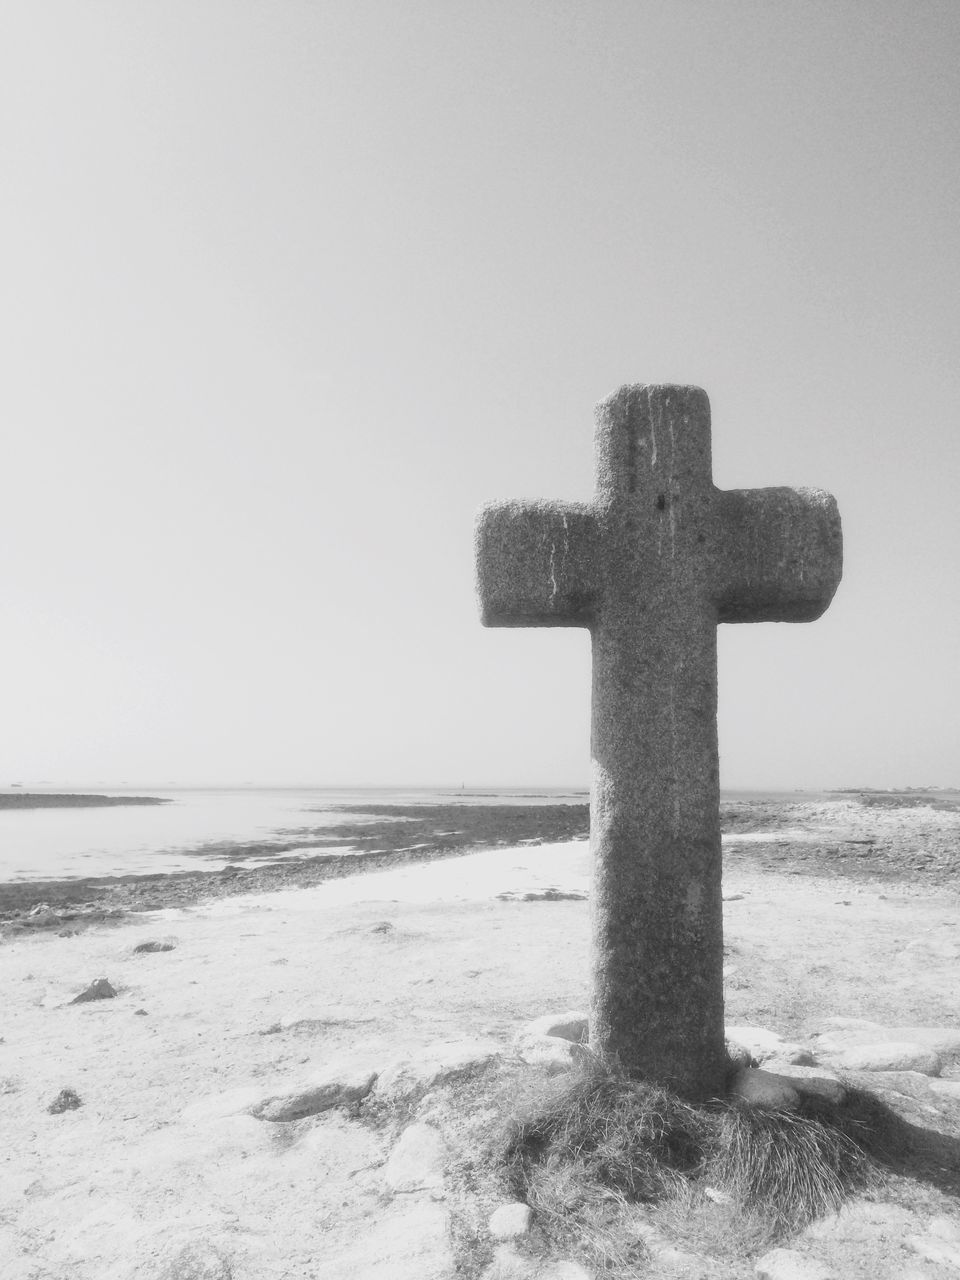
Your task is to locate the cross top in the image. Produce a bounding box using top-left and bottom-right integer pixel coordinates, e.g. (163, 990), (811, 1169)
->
(479, 384), (841, 635)
(475, 384), (842, 1098)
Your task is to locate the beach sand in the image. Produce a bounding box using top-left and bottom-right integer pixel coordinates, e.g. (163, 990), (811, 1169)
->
(2, 794), (959, 1278)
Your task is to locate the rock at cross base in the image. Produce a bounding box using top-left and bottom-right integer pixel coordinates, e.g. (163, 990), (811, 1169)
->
(476, 384), (842, 1098)
(488, 1202), (534, 1239)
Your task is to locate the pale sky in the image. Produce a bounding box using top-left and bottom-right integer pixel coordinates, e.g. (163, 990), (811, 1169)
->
(2, 2), (958, 790)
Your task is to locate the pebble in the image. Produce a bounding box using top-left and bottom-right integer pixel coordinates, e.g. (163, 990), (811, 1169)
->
(488, 1202), (533, 1238)
(70, 977), (117, 1003)
(704, 1185), (733, 1205)
(47, 1087), (82, 1114)
(383, 1122), (448, 1192)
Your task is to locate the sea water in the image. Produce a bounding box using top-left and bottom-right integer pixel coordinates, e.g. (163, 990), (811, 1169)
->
(0, 786), (587, 884)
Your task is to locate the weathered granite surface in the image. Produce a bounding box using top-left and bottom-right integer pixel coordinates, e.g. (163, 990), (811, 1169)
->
(476, 384), (842, 1097)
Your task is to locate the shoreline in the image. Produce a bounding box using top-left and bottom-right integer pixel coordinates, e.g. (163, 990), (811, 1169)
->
(0, 802), (591, 928)
(3, 792), (958, 935)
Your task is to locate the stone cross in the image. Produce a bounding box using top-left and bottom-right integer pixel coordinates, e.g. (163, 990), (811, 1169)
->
(475, 384), (842, 1099)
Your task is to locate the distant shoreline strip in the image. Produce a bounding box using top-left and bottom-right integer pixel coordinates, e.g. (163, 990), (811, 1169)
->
(0, 794), (170, 810)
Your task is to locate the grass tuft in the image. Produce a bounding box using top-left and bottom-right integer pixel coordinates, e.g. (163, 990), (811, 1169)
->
(711, 1101), (877, 1231)
(500, 1060), (891, 1273)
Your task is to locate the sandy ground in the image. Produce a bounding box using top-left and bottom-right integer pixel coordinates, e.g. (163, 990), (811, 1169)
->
(3, 801), (960, 1278)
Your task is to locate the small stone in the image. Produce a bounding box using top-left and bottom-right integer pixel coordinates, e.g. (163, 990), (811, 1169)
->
(489, 1202), (533, 1239)
(833, 1042), (942, 1075)
(755, 1246), (834, 1279)
(47, 1088), (82, 1114)
(70, 978), (117, 1003)
(250, 1062), (377, 1121)
(730, 1068), (800, 1109)
(704, 1185), (733, 1205)
(384, 1122), (448, 1192)
(133, 939), (176, 953)
(134, 1009), (149, 1017)
(517, 888), (586, 901)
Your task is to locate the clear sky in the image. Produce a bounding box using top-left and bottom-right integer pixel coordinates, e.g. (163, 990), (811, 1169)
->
(2, 2), (958, 790)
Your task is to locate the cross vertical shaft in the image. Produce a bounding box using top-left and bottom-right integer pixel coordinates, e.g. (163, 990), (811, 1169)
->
(475, 384), (842, 1099)
(590, 386), (725, 1095)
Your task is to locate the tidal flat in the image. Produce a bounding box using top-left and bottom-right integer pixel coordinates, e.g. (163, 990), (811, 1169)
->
(1, 791), (958, 933)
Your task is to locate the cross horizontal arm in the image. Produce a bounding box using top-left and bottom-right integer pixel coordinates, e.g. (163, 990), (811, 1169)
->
(714, 487), (842, 623)
(475, 500), (599, 627)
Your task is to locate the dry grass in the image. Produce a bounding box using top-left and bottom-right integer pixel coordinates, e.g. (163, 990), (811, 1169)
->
(498, 1060), (892, 1275)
